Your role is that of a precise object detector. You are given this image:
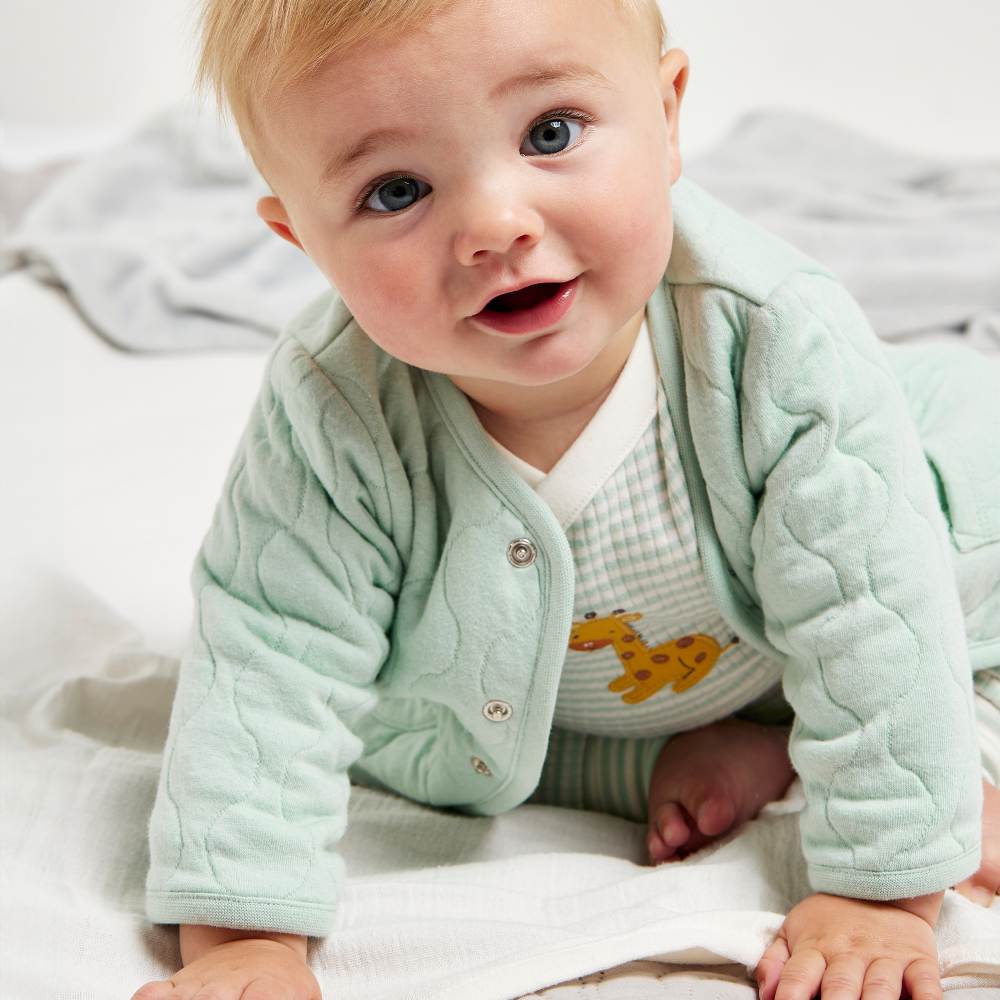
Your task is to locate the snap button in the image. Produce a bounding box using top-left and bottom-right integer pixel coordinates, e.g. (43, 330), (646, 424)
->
(471, 756), (493, 776)
(483, 699), (513, 722)
(506, 538), (536, 567)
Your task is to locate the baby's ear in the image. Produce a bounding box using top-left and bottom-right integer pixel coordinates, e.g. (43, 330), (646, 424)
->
(658, 48), (689, 184)
(658, 48), (690, 112)
(256, 195), (304, 251)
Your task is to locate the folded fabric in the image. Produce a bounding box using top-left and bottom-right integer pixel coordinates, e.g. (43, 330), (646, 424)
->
(0, 103), (326, 352)
(687, 109), (1000, 351)
(1, 569), (998, 999)
(1, 103), (997, 352)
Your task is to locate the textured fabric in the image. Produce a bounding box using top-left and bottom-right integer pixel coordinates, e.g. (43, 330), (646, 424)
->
(495, 321), (790, 824)
(144, 176), (1000, 936)
(552, 387), (785, 741)
(8, 570), (1000, 996)
(503, 328), (1000, 825)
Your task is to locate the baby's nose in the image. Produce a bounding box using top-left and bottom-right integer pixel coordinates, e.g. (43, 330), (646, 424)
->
(453, 202), (544, 265)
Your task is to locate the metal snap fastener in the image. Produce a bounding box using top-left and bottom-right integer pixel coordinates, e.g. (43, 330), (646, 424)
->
(506, 538), (536, 567)
(471, 756), (493, 776)
(483, 700), (513, 722)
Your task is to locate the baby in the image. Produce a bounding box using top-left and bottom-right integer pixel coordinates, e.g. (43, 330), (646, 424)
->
(132, 1), (1000, 998)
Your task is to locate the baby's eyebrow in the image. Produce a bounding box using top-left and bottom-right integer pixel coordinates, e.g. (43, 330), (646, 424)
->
(489, 61), (613, 102)
(318, 60), (612, 188)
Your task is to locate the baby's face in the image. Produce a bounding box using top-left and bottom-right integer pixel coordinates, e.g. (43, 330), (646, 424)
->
(257, 0), (687, 395)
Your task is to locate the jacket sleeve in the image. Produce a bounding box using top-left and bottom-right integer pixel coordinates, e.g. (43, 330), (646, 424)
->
(144, 338), (399, 937)
(742, 270), (983, 900)
(526, 726), (670, 823)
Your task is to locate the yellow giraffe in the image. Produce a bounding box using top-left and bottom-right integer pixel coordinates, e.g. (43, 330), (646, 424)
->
(568, 609), (739, 704)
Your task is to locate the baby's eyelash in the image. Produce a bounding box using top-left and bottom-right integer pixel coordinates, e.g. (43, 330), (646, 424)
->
(354, 175), (421, 214)
(538, 108), (595, 130)
(353, 108), (596, 214)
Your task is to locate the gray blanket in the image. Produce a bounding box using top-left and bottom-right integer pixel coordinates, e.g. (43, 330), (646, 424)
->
(1, 103), (998, 352)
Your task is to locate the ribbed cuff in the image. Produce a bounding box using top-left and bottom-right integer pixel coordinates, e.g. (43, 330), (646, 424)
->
(146, 891), (335, 937)
(807, 843), (982, 901)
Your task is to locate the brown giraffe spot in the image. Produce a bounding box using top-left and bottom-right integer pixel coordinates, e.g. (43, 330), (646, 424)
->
(634, 670), (651, 680)
(676, 636), (694, 648)
(621, 634), (635, 642)
(651, 654), (670, 663)
(622, 650), (635, 660)
(695, 652), (707, 663)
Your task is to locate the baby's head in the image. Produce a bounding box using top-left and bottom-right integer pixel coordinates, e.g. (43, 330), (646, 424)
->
(197, 0), (688, 406)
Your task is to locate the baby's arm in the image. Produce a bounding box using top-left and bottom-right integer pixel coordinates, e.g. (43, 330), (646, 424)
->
(143, 335), (402, 948)
(731, 273), (985, 997)
(739, 271), (983, 897)
(755, 890), (944, 1000)
(130, 924), (320, 999)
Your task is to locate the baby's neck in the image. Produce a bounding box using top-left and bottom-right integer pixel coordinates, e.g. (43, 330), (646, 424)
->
(456, 308), (645, 473)
(472, 390), (612, 474)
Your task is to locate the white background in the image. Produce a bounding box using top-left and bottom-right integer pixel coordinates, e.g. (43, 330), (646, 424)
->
(1, 0), (999, 162)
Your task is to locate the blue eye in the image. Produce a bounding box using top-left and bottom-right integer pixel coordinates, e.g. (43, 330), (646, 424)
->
(521, 114), (587, 157)
(363, 176), (431, 215)
(356, 108), (593, 215)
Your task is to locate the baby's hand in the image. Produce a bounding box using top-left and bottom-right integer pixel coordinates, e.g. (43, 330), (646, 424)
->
(130, 937), (323, 1000)
(755, 892), (941, 1000)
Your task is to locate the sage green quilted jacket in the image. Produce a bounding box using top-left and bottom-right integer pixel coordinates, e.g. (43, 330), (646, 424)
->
(145, 177), (1000, 936)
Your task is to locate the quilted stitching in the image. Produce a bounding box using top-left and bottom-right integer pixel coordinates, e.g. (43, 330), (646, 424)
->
(736, 272), (983, 895)
(146, 338), (397, 935)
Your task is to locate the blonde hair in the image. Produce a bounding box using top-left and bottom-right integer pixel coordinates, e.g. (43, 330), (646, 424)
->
(194, 0), (669, 177)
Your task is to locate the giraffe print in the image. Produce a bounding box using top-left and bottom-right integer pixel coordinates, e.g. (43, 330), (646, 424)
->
(569, 608), (739, 704)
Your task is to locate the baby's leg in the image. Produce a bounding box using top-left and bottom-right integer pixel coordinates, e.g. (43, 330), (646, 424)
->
(646, 716), (795, 863)
(953, 670), (1000, 907)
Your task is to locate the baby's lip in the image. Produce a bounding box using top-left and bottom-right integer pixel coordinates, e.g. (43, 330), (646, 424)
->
(470, 275), (576, 316)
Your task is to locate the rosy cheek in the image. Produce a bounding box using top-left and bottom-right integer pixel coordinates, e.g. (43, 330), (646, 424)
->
(340, 284), (429, 366)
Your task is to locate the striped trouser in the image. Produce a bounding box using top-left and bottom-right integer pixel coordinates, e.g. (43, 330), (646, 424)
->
(526, 666), (1000, 824)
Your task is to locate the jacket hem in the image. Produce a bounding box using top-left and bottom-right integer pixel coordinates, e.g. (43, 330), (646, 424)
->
(806, 843), (982, 901)
(145, 890), (335, 937)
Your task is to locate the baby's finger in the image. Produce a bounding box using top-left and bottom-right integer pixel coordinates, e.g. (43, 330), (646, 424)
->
(754, 934), (790, 1000)
(772, 946), (826, 1000)
(645, 827), (672, 863)
(861, 958), (904, 999)
(901, 957), (944, 1000)
(817, 953), (866, 1000)
(953, 878), (999, 908)
(652, 800), (691, 848)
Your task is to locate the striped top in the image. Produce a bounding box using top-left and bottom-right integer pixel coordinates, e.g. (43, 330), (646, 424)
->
(487, 314), (791, 819)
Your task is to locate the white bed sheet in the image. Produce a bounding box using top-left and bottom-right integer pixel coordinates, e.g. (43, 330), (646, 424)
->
(2, 271), (999, 1000)
(1, 270), (265, 659)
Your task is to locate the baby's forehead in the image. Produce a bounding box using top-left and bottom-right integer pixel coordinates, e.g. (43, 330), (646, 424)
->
(254, 0), (658, 168)
(288, 1), (646, 105)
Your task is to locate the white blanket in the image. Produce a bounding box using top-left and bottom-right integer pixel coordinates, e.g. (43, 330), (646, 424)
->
(1, 566), (998, 999)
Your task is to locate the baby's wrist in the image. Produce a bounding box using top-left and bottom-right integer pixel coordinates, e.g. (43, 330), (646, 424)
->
(179, 923), (308, 965)
(884, 889), (945, 927)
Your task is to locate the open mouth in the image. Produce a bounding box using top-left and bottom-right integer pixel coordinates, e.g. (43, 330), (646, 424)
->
(472, 276), (581, 335)
(484, 282), (565, 313)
